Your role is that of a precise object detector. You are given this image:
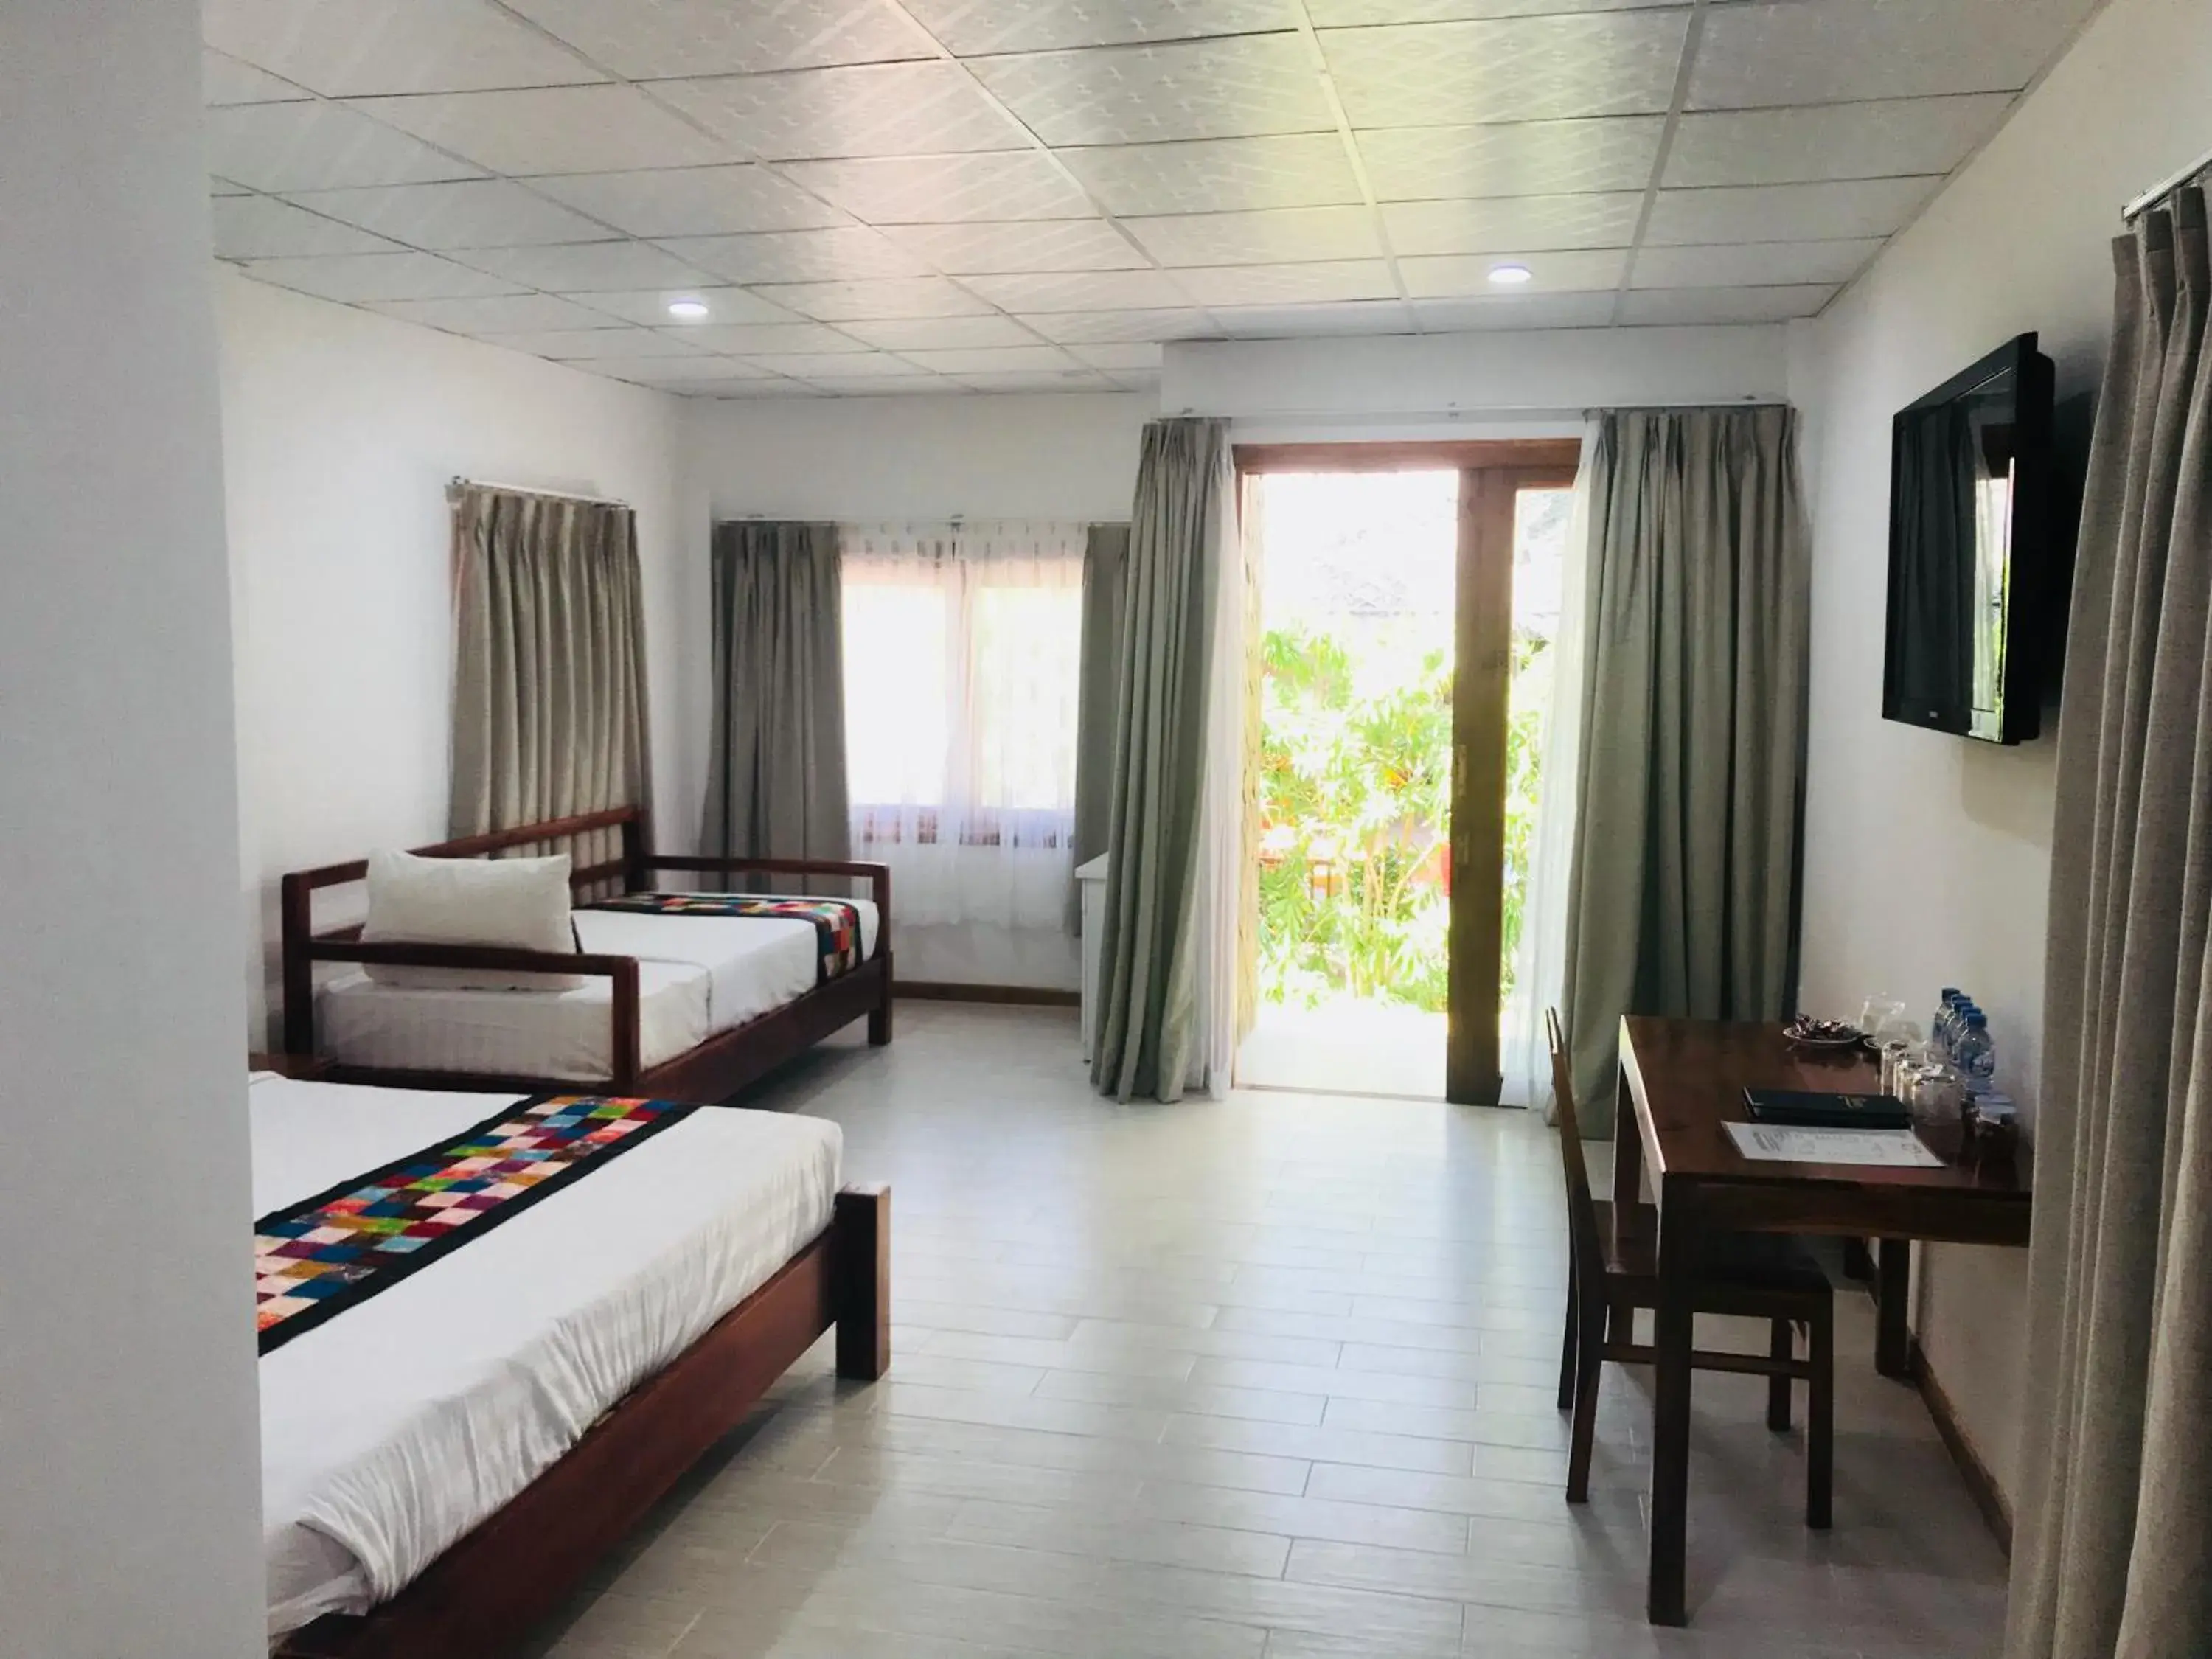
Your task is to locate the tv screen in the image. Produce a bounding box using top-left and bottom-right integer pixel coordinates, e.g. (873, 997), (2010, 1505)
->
(1882, 333), (2055, 745)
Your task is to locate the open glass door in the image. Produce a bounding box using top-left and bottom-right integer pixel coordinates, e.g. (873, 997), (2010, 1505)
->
(1236, 442), (1581, 1105)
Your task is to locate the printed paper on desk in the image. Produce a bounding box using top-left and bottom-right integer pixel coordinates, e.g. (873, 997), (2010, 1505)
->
(1724, 1122), (1947, 1168)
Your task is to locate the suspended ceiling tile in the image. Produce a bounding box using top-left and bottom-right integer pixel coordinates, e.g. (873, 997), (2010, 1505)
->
(1399, 247), (1625, 294)
(501, 0), (931, 77)
(1689, 0), (2101, 108)
(473, 326), (703, 358)
(1664, 96), (2017, 189)
(1619, 284), (1838, 324)
(201, 0), (605, 96)
(899, 345), (1086, 374)
(685, 378), (825, 397)
(780, 151), (1095, 223)
(1067, 341), (1166, 369)
(594, 355), (775, 383)
(204, 49), (307, 105)
(1060, 133), (1363, 215)
(364, 292), (626, 331)
(240, 250), (524, 302)
(970, 35), (1335, 146)
(356, 86), (732, 177)
(1355, 117), (1664, 201)
(1208, 298), (1416, 335)
(1176, 260), (1399, 307)
(1411, 289), (1618, 329)
(801, 373), (964, 394)
(529, 167), (849, 237)
(655, 321), (872, 353)
(578, 286), (804, 325)
(838, 315), (1046, 349)
(1126, 206), (1382, 268)
(1015, 307), (1211, 341)
(1644, 177), (1940, 246)
(1630, 238), (1883, 289)
(453, 240), (720, 292)
(739, 350), (933, 378)
(1310, 0), (1683, 18)
(951, 369), (1119, 392)
(880, 220), (1149, 275)
(655, 63), (1020, 161)
(659, 227), (932, 284)
(210, 196), (405, 259)
(1382, 193), (1643, 255)
(1324, 12), (1691, 129)
(286, 180), (618, 248)
(750, 276), (997, 319)
(960, 268), (1192, 313)
(903, 0), (1294, 54)
(207, 101), (487, 192)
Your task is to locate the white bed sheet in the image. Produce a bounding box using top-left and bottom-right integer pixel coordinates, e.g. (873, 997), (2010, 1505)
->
(253, 1075), (842, 1638)
(316, 897), (880, 1082)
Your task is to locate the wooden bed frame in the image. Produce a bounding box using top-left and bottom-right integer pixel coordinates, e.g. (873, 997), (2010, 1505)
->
(279, 806), (893, 1099)
(275, 1182), (891, 1659)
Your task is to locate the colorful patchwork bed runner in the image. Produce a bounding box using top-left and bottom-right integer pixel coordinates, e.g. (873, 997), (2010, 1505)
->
(254, 1095), (696, 1354)
(587, 892), (864, 984)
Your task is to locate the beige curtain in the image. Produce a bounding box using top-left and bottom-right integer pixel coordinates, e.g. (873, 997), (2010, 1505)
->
(448, 484), (651, 885)
(1092, 420), (1228, 1102)
(2008, 187), (2212, 1659)
(1068, 521), (1130, 933)
(701, 522), (849, 886)
(1559, 406), (1811, 1135)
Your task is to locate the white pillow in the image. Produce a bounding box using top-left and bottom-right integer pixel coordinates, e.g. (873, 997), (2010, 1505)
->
(360, 848), (585, 992)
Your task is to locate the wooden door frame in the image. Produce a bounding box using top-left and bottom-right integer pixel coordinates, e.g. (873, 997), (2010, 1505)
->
(1234, 439), (1581, 1106)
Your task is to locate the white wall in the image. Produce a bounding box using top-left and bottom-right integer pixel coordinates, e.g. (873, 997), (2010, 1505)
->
(682, 392), (1152, 987)
(219, 273), (689, 1043)
(1164, 323), (1790, 422)
(1790, 0), (2212, 1514)
(0, 3), (263, 1652)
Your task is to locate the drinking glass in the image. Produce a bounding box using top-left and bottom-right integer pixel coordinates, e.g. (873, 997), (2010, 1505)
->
(1860, 995), (1907, 1040)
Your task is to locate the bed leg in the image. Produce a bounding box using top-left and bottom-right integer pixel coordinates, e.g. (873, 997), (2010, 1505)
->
(833, 1183), (890, 1381)
(868, 959), (893, 1046)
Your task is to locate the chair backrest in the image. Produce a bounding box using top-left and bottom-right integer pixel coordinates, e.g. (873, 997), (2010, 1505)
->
(1545, 1007), (1607, 1291)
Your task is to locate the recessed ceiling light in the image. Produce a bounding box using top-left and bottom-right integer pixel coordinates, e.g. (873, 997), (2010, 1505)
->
(1487, 264), (1534, 287)
(666, 298), (711, 320)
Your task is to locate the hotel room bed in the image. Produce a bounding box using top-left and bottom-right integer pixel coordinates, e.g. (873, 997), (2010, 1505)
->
(255, 1071), (888, 1658)
(317, 902), (883, 1081)
(281, 807), (894, 1102)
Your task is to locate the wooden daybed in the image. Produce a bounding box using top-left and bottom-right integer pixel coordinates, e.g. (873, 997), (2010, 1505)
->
(280, 806), (893, 1099)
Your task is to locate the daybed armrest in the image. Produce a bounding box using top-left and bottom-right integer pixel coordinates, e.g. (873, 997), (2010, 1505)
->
(643, 856), (892, 950)
(294, 940), (646, 1089)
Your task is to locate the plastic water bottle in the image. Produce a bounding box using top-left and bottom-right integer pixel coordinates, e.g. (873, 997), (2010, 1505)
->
(1952, 1011), (1997, 1096)
(1932, 989), (1964, 1060)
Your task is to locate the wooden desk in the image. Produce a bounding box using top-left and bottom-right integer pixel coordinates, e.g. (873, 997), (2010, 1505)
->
(1614, 1015), (2031, 1626)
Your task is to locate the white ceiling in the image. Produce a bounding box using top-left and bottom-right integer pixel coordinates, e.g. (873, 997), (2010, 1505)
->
(201, 0), (2100, 400)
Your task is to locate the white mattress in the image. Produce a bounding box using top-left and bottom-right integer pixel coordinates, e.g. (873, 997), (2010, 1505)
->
(253, 1074), (842, 1638)
(318, 898), (880, 1082)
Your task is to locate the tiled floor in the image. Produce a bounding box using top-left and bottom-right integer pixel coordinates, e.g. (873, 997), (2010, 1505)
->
(525, 1004), (2008, 1659)
(1236, 1001), (1447, 1100)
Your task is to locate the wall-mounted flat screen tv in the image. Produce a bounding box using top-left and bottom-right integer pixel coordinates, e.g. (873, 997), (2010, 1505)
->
(1882, 332), (2056, 745)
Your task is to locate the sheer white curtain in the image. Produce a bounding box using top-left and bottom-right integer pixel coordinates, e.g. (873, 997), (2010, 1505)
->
(841, 521), (1087, 953)
(1500, 428), (1597, 1113)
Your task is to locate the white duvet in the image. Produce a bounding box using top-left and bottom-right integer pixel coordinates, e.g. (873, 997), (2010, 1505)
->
(252, 1074), (841, 1638)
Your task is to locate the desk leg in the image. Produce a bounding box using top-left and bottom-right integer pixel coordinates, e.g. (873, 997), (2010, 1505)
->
(1648, 1186), (1695, 1627)
(1876, 1239), (1911, 1380)
(1613, 1063), (1641, 1212)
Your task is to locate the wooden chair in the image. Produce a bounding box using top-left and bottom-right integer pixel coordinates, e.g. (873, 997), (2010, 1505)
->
(1545, 1008), (1834, 1526)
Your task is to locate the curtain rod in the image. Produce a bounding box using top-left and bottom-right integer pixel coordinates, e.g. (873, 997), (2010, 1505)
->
(447, 476), (630, 509)
(2124, 145), (2212, 222)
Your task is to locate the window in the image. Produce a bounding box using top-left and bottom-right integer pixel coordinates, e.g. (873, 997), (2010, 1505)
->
(839, 522), (1086, 932)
